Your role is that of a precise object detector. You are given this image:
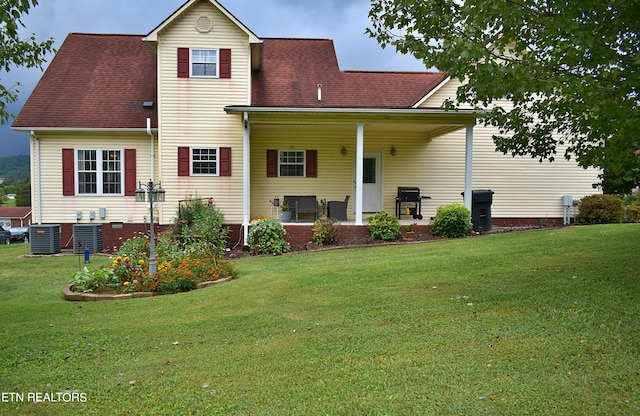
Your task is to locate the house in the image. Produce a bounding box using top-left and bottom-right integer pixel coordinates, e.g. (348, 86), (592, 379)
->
(12, 0), (598, 250)
(0, 207), (32, 229)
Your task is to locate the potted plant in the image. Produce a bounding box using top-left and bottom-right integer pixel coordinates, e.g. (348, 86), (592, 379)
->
(281, 200), (292, 222)
(403, 222), (417, 240)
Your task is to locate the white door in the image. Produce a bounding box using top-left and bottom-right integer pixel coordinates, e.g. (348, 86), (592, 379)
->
(361, 151), (383, 212)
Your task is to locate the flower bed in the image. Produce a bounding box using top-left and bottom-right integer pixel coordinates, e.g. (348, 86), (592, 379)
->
(63, 275), (235, 301)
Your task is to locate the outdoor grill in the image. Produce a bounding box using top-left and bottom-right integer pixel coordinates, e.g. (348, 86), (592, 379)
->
(395, 187), (430, 219)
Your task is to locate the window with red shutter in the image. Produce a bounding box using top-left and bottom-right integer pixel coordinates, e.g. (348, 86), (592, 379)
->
(220, 49), (231, 78)
(124, 149), (136, 196)
(178, 147), (190, 176)
(62, 149), (75, 196)
(177, 48), (189, 78)
(220, 147), (232, 176)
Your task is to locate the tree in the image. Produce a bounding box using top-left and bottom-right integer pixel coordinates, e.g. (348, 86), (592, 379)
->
(367, 0), (640, 193)
(1, 0), (55, 125)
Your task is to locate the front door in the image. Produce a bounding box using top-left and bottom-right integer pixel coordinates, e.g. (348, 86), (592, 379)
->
(361, 151), (383, 212)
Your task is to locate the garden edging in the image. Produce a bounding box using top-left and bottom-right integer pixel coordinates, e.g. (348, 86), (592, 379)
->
(63, 276), (235, 301)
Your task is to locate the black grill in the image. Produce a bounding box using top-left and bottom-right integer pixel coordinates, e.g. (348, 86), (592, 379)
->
(397, 187), (421, 202)
(395, 187), (430, 219)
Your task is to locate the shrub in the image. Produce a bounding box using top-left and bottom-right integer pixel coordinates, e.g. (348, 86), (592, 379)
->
(312, 218), (340, 246)
(430, 203), (472, 238)
(367, 210), (401, 241)
(623, 192), (640, 223)
(175, 198), (229, 260)
(69, 267), (118, 293)
(248, 219), (291, 255)
(576, 194), (624, 224)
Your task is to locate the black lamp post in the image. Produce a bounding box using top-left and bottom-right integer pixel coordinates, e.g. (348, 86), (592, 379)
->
(135, 180), (165, 275)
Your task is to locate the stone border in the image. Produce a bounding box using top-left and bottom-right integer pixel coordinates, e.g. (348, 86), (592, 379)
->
(63, 276), (235, 302)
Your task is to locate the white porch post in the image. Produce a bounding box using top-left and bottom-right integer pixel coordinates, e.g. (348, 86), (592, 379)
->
(355, 123), (364, 225)
(463, 125), (474, 210)
(242, 112), (251, 245)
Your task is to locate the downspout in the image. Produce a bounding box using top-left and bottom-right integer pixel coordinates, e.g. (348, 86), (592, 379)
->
(30, 131), (42, 224)
(242, 112), (250, 246)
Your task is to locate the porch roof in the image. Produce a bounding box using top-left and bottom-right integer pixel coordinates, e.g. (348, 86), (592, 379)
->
(224, 106), (477, 138)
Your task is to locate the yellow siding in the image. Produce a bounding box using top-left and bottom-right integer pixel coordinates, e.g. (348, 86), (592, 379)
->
(30, 132), (153, 225)
(156, 1), (249, 223)
(250, 125), (357, 219)
(417, 79), (599, 219)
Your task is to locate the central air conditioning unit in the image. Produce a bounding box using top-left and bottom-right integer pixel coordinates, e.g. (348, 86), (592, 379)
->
(30, 224), (61, 254)
(73, 224), (103, 253)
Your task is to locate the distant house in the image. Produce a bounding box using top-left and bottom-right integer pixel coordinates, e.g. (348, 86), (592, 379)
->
(11, 0), (598, 249)
(0, 207), (32, 229)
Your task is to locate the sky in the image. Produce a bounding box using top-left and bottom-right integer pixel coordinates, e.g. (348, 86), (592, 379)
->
(0, 0), (427, 157)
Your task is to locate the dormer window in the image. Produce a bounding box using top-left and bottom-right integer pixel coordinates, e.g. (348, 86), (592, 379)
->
(178, 48), (231, 78)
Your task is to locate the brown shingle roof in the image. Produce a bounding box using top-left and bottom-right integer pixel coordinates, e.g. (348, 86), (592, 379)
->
(251, 38), (447, 108)
(12, 33), (157, 129)
(14, 35), (446, 130)
(0, 207), (32, 219)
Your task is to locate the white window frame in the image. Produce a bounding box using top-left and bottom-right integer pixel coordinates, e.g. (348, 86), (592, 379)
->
(76, 149), (124, 196)
(191, 147), (219, 176)
(190, 48), (219, 78)
(279, 150), (306, 178)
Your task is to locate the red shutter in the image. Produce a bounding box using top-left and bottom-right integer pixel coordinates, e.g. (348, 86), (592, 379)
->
(306, 150), (317, 178)
(178, 147), (190, 176)
(177, 47), (189, 78)
(62, 148), (75, 196)
(124, 149), (136, 196)
(267, 149), (278, 177)
(219, 147), (231, 176)
(220, 48), (231, 78)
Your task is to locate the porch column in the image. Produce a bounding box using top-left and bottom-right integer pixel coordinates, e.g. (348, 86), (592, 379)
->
(355, 123), (364, 225)
(463, 125), (473, 210)
(243, 112), (251, 246)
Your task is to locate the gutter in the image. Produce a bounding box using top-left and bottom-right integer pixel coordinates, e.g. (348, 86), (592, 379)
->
(224, 106), (478, 116)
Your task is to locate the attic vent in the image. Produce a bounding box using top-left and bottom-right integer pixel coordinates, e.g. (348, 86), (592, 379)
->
(195, 15), (213, 33)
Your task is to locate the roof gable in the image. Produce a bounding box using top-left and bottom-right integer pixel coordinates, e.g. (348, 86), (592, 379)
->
(145, 0), (260, 44)
(12, 33), (157, 130)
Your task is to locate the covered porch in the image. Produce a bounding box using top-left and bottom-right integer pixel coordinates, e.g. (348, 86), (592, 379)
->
(224, 107), (477, 245)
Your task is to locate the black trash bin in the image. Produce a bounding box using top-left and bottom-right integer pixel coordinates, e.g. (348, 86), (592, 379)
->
(471, 190), (494, 232)
(462, 190), (494, 232)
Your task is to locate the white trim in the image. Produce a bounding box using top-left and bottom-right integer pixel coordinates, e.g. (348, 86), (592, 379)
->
(190, 48), (220, 78)
(242, 112), (250, 245)
(190, 147), (221, 176)
(12, 127), (158, 133)
(463, 125), (474, 210)
(75, 148), (125, 196)
(144, 0), (261, 44)
(355, 124), (364, 225)
(413, 76), (452, 108)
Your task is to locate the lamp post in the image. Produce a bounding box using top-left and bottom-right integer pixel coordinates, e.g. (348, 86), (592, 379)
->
(135, 180), (165, 275)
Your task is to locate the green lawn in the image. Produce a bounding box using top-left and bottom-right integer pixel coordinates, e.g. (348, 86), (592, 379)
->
(0, 224), (639, 415)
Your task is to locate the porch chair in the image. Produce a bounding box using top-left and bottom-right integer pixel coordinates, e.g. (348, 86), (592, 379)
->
(328, 195), (350, 221)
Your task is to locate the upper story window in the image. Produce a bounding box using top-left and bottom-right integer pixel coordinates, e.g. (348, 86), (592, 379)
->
(191, 49), (218, 77)
(192, 147), (218, 175)
(77, 149), (123, 195)
(178, 48), (231, 79)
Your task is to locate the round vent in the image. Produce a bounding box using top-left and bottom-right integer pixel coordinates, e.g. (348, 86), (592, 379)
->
(195, 15), (213, 33)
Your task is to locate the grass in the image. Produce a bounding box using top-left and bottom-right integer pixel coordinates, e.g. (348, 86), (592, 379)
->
(0, 224), (639, 415)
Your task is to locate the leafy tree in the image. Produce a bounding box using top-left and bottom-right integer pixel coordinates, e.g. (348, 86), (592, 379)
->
(1, 0), (55, 124)
(368, 0), (640, 193)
